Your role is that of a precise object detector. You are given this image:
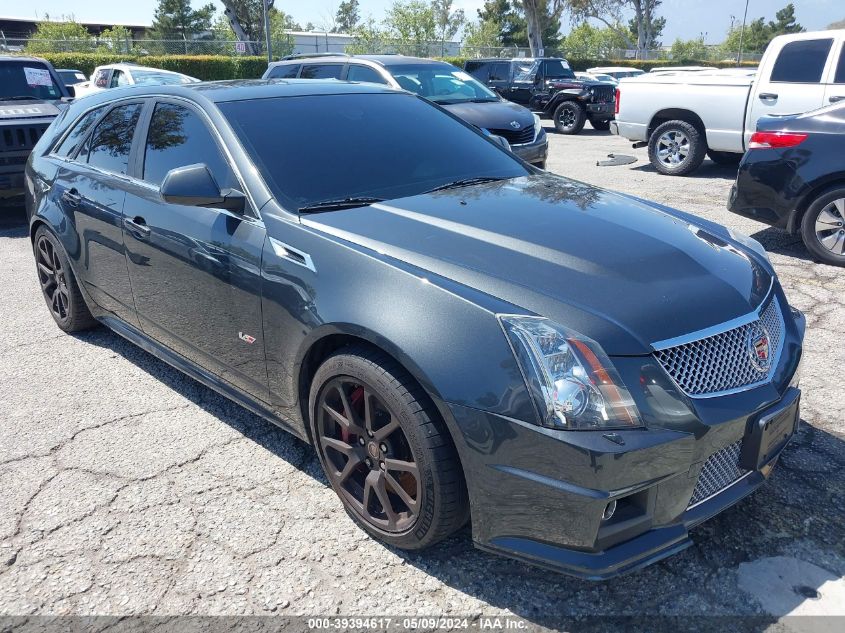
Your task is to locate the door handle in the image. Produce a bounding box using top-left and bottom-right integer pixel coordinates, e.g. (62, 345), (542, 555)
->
(759, 92), (778, 100)
(830, 95), (845, 103)
(124, 216), (151, 239)
(61, 188), (82, 207)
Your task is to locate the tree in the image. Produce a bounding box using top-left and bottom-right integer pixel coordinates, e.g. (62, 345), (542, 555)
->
(670, 34), (707, 61)
(563, 22), (629, 57)
(565, 1), (634, 49)
(346, 17), (386, 54)
(98, 25), (134, 54)
(432, 0), (465, 55)
(519, 1), (565, 56)
(26, 16), (95, 53)
(150, 0), (215, 39)
(335, 0), (360, 33)
(768, 3), (802, 36)
(384, 1), (436, 56)
(462, 17), (502, 52)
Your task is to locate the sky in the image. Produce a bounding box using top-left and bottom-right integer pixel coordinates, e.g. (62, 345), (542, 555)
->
(2, 0), (841, 44)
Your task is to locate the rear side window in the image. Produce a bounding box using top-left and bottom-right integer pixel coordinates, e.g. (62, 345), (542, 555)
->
(465, 61), (489, 82)
(835, 43), (845, 84)
(347, 65), (388, 85)
(53, 107), (104, 158)
(142, 102), (235, 189)
(300, 64), (343, 80)
(267, 64), (300, 79)
(81, 103), (143, 174)
(93, 69), (109, 88)
(770, 39), (833, 83)
(489, 62), (510, 81)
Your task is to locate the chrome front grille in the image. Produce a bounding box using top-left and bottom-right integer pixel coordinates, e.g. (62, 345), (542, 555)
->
(654, 297), (784, 397)
(688, 440), (749, 507)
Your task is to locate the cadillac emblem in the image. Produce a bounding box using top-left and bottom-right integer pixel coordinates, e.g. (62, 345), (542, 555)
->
(747, 324), (772, 372)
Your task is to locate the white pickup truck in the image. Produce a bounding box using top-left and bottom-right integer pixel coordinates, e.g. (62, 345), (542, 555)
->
(611, 30), (845, 175)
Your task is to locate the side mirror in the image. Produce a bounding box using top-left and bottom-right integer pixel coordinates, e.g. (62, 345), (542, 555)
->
(160, 163), (245, 213)
(488, 134), (511, 152)
(65, 85), (76, 98)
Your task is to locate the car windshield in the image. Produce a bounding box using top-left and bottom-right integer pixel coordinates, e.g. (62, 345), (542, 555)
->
(132, 70), (196, 85)
(219, 92), (528, 211)
(0, 61), (63, 100)
(387, 64), (499, 104)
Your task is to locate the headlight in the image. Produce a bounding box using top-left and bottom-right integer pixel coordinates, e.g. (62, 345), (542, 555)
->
(727, 227), (771, 264)
(533, 113), (542, 139)
(499, 315), (643, 430)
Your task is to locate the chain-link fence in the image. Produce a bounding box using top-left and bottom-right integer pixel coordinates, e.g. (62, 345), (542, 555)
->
(0, 36), (295, 57)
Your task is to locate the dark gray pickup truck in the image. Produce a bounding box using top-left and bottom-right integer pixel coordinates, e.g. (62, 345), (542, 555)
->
(1, 56), (71, 199)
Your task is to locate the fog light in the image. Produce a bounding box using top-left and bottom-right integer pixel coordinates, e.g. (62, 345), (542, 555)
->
(602, 499), (617, 521)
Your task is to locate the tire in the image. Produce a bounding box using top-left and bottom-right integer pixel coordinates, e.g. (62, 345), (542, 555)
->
(590, 119), (611, 131)
(33, 226), (98, 332)
(308, 345), (468, 550)
(648, 119), (707, 176)
(553, 101), (586, 135)
(707, 150), (742, 166)
(800, 188), (845, 266)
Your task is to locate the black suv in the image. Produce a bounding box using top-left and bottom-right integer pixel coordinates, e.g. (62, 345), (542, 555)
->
(1, 56), (72, 199)
(465, 58), (615, 134)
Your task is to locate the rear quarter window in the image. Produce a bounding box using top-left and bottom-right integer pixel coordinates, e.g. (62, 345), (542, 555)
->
(267, 64), (300, 79)
(300, 64), (344, 80)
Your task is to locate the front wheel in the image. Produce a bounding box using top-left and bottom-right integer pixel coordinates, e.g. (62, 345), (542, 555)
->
(648, 120), (707, 176)
(590, 119), (611, 131)
(553, 101), (586, 135)
(801, 188), (845, 266)
(309, 346), (468, 550)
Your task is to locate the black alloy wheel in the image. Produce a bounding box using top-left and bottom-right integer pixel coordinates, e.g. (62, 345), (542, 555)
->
(309, 347), (468, 549)
(33, 227), (97, 332)
(316, 376), (420, 533)
(553, 101), (586, 135)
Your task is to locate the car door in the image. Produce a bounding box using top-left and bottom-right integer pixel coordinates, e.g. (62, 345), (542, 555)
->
(487, 62), (511, 95)
(746, 35), (836, 143)
(121, 98), (269, 401)
(510, 60), (538, 106)
(824, 40), (845, 106)
(50, 101), (144, 328)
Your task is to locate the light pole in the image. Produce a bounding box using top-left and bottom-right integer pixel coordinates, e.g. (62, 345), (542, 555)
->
(263, 0), (273, 63)
(737, 0), (750, 65)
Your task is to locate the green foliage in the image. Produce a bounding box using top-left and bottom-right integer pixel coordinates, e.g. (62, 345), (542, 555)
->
(26, 16), (95, 54)
(97, 26), (134, 55)
(433, 0), (465, 51)
(439, 57), (758, 72)
(769, 3), (803, 35)
(384, 1), (437, 56)
(477, 0), (562, 50)
(669, 35), (707, 62)
(562, 22), (629, 57)
(462, 18), (502, 51)
(719, 3), (805, 57)
(150, 0), (215, 39)
(346, 18), (387, 55)
(335, 0), (361, 33)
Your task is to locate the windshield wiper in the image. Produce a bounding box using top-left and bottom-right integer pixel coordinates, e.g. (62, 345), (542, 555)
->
(298, 196), (384, 213)
(423, 176), (509, 194)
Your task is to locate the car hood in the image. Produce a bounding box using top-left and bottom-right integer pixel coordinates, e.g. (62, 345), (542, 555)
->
(440, 100), (534, 132)
(0, 99), (61, 119)
(302, 174), (773, 355)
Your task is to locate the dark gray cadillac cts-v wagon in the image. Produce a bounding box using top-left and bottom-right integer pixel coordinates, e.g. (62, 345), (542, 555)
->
(25, 80), (804, 579)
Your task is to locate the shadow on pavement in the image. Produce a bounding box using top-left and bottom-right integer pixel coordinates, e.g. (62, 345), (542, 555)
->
(750, 226), (815, 263)
(631, 160), (739, 180)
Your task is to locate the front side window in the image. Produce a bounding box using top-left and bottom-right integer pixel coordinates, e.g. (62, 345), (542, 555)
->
(835, 43), (845, 84)
(489, 63), (510, 81)
(220, 93), (528, 210)
(0, 60), (63, 100)
(464, 61), (489, 82)
(388, 64), (499, 104)
(142, 102), (235, 189)
(347, 65), (388, 85)
(543, 59), (575, 80)
(268, 64), (300, 79)
(770, 39), (833, 83)
(82, 103), (143, 174)
(300, 64), (344, 80)
(513, 61), (537, 83)
(110, 70), (128, 88)
(53, 107), (105, 157)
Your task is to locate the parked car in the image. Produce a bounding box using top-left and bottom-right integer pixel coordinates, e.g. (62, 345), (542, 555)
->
(465, 57), (616, 134)
(648, 66), (717, 75)
(74, 63), (199, 98)
(576, 71), (619, 85)
(264, 54), (547, 168)
(25, 79), (804, 579)
(0, 55), (72, 199)
(586, 66), (645, 80)
(729, 101), (845, 266)
(55, 68), (87, 87)
(612, 30), (845, 175)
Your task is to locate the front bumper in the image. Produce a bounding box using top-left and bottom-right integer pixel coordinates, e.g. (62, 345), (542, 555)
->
(511, 132), (548, 166)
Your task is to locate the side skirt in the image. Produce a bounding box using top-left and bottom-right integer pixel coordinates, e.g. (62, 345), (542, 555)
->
(98, 315), (309, 443)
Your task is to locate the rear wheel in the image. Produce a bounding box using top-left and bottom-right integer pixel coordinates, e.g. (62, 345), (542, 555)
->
(648, 120), (707, 176)
(707, 150), (742, 166)
(553, 101), (586, 135)
(590, 119), (611, 131)
(309, 346), (468, 549)
(801, 188), (845, 266)
(33, 226), (97, 332)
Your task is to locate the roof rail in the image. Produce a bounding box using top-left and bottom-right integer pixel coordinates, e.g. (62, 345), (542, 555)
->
(278, 52), (351, 61)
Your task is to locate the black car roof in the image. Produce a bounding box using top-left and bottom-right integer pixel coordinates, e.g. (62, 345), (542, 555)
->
(273, 54), (453, 69)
